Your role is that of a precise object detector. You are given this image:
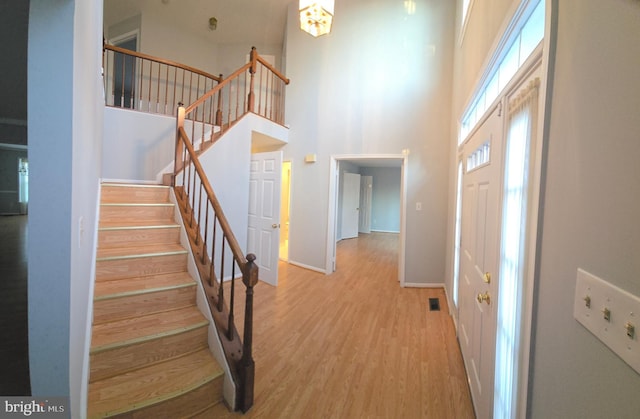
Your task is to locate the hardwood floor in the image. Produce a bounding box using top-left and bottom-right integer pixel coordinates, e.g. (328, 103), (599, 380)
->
(0, 215), (30, 395)
(0, 221), (474, 416)
(203, 232), (475, 418)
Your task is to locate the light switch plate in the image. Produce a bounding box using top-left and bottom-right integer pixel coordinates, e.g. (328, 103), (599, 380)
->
(574, 268), (640, 374)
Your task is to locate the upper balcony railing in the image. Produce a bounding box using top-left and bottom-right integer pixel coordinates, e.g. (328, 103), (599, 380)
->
(103, 44), (290, 133)
(177, 47), (290, 154)
(103, 43), (223, 116)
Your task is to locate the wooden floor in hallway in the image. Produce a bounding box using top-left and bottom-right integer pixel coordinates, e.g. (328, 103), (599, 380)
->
(203, 232), (475, 419)
(0, 214), (30, 395)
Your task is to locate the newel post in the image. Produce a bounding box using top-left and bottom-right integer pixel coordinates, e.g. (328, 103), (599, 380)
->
(238, 253), (259, 413)
(174, 103), (185, 178)
(247, 47), (257, 114)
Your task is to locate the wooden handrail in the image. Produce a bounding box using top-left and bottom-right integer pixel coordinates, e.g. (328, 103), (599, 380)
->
(170, 47), (289, 414)
(256, 55), (290, 85)
(177, 126), (248, 268)
(185, 63), (251, 114)
(104, 43), (223, 83)
(103, 44), (223, 116)
(174, 122), (258, 412)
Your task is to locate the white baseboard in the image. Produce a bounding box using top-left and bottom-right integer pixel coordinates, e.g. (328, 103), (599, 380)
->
(370, 229), (400, 234)
(403, 282), (445, 288)
(288, 260), (327, 275)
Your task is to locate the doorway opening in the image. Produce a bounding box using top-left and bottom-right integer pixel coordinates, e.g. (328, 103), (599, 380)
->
(107, 30), (139, 109)
(279, 161), (291, 261)
(327, 154), (407, 286)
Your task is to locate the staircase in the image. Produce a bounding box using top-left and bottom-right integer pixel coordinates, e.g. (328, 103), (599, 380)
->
(88, 183), (224, 418)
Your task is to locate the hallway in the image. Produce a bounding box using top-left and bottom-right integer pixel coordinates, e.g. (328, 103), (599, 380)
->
(204, 232), (475, 418)
(0, 214), (30, 395)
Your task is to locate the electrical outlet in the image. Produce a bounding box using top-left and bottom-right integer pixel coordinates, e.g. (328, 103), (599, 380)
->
(574, 269), (640, 374)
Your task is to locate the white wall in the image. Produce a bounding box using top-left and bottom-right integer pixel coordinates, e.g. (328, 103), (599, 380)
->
(528, 1), (640, 417)
(106, 14), (141, 43)
(103, 108), (175, 182)
(197, 115), (256, 255)
(105, 3), (285, 82)
(284, 0), (455, 281)
(360, 166), (401, 233)
(139, 8), (220, 76)
(28, 1), (103, 417)
(70, 1), (104, 414)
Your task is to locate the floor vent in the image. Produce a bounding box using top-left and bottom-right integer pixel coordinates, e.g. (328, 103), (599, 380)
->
(429, 298), (440, 311)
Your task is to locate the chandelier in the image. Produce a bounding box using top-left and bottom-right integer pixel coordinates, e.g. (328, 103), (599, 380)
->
(299, 0), (335, 37)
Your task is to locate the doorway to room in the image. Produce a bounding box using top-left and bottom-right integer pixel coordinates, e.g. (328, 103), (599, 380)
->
(327, 154), (407, 286)
(107, 31), (139, 109)
(279, 161), (291, 262)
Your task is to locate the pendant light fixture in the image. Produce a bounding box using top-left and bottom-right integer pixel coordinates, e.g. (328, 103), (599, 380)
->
(299, 0), (334, 37)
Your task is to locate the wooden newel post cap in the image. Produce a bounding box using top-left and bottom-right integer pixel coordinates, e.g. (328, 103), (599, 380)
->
(178, 102), (184, 107)
(244, 254), (259, 287)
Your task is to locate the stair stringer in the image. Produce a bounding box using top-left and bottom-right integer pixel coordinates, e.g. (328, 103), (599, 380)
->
(167, 187), (237, 412)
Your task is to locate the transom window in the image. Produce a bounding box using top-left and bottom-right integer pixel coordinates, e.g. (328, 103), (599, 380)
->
(459, 0), (544, 144)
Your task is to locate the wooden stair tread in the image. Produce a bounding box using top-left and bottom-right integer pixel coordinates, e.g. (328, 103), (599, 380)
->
(97, 243), (187, 260)
(90, 182), (226, 416)
(101, 202), (173, 206)
(91, 306), (208, 352)
(99, 220), (180, 229)
(94, 272), (195, 300)
(88, 348), (222, 418)
(102, 183), (169, 188)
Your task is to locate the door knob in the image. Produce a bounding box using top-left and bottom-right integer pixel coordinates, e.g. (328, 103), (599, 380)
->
(483, 272), (491, 284)
(272, 223), (280, 228)
(477, 292), (491, 305)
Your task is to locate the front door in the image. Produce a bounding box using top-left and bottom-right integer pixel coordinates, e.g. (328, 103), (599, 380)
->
(247, 151), (282, 286)
(457, 106), (503, 419)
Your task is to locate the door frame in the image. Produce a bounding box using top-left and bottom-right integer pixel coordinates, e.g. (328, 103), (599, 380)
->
(326, 154), (408, 286)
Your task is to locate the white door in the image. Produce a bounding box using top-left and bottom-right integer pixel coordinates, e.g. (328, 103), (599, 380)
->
(359, 175), (372, 234)
(457, 106), (503, 419)
(341, 172), (361, 239)
(247, 151), (282, 286)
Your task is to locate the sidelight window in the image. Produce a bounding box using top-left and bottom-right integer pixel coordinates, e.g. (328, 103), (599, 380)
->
(493, 78), (539, 419)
